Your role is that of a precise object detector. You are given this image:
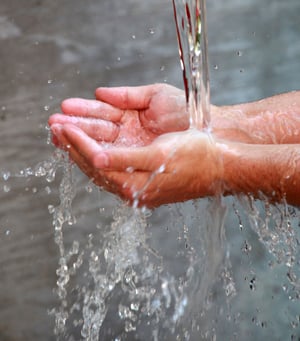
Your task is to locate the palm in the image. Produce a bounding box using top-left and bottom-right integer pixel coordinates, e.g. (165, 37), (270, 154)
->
(49, 124), (221, 207)
(49, 83), (189, 149)
(48, 83), (219, 207)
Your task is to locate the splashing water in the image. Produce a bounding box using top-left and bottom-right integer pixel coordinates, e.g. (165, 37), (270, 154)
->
(1, 140), (228, 339)
(48, 0), (228, 339)
(2, 0), (300, 340)
(3, 142), (299, 339)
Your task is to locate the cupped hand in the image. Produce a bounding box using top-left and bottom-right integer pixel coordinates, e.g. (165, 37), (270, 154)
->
(48, 84), (190, 148)
(47, 83), (251, 207)
(48, 82), (259, 146)
(50, 123), (223, 208)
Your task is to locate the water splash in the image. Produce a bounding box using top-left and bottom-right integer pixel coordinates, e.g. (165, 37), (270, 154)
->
(237, 196), (300, 293)
(1, 0), (299, 339)
(47, 1), (229, 338)
(3, 145), (299, 339)
(0, 149), (81, 338)
(1, 145), (228, 339)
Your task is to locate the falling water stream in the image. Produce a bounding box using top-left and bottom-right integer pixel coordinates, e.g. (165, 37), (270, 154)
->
(172, 0), (210, 129)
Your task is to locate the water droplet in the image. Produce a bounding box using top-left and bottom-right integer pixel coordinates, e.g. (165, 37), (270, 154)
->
(126, 167), (134, 173)
(249, 277), (256, 291)
(25, 168), (33, 176)
(45, 186), (51, 194)
(44, 105), (50, 111)
(3, 185), (10, 193)
(148, 27), (155, 35)
(35, 165), (46, 177)
(131, 34), (136, 40)
(67, 215), (76, 226)
(2, 171), (10, 181)
(85, 184), (93, 193)
(90, 251), (99, 262)
(157, 164), (165, 173)
(71, 241), (80, 255)
(237, 50), (243, 57)
(130, 302), (140, 311)
(241, 240), (252, 254)
(213, 64), (219, 70)
(47, 79), (53, 84)
(225, 282), (236, 297)
(132, 198), (139, 209)
(118, 304), (129, 320)
(125, 320), (136, 332)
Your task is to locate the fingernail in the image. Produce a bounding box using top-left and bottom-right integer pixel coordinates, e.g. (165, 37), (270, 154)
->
(51, 124), (63, 137)
(95, 152), (109, 168)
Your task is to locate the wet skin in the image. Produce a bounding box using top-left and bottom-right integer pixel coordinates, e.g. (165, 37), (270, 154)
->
(49, 83), (300, 207)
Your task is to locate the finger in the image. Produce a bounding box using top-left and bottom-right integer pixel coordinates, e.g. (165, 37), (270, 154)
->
(50, 124), (69, 149)
(102, 170), (170, 208)
(52, 124), (166, 207)
(95, 84), (163, 110)
(53, 123), (107, 170)
(61, 98), (123, 122)
(59, 123), (106, 163)
(61, 124), (161, 171)
(48, 114), (119, 142)
(51, 124), (108, 185)
(52, 127), (150, 198)
(99, 147), (162, 172)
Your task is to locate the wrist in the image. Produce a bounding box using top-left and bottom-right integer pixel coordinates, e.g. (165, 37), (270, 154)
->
(210, 105), (255, 143)
(215, 140), (237, 196)
(216, 140), (293, 204)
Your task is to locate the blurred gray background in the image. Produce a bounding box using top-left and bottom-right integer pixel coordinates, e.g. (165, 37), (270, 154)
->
(0, 0), (300, 340)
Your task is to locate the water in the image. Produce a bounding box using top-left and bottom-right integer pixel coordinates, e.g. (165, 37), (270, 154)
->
(46, 163), (228, 340)
(172, 0), (210, 128)
(5, 149), (300, 340)
(50, 1), (229, 339)
(2, 0), (300, 340)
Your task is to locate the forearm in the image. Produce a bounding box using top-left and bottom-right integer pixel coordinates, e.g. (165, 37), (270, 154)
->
(212, 91), (300, 144)
(219, 141), (300, 207)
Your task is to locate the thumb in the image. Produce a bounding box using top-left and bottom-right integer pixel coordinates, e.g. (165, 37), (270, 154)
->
(61, 123), (161, 172)
(94, 145), (160, 172)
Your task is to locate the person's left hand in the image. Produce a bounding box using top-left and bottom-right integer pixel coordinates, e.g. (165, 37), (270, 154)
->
(50, 123), (223, 208)
(49, 84), (189, 149)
